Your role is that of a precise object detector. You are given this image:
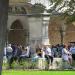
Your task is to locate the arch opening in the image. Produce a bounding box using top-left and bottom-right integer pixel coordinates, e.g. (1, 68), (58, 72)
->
(8, 20), (29, 45)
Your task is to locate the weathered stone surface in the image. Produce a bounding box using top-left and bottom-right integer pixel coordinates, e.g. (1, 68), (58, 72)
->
(49, 15), (75, 45)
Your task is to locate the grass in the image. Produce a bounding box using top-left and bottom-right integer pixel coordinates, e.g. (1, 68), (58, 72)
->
(2, 70), (75, 75)
(2, 58), (75, 75)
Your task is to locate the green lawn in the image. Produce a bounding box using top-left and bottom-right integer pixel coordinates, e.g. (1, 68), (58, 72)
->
(2, 70), (75, 75)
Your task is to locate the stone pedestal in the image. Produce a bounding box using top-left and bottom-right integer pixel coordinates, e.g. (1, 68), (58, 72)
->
(37, 58), (63, 70)
(51, 58), (62, 69)
(37, 58), (46, 70)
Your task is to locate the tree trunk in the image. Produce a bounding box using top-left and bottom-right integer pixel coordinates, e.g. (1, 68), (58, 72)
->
(0, 0), (9, 74)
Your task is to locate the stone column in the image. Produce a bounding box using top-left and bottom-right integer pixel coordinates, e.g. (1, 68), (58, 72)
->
(42, 15), (50, 45)
(0, 0), (9, 74)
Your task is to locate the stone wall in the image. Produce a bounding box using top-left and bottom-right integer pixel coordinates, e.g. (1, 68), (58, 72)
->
(48, 15), (75, 45)
(37, 58), (63, 70)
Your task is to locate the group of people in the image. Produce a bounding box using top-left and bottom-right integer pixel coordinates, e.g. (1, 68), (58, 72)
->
(62, 43), (75, 69)
(3, 44), (30, 68)
(3, 43), (75, 69)
(34, 43), (75, 69)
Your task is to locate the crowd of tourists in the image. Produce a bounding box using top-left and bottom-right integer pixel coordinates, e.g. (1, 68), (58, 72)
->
(3, 43), (75, 69)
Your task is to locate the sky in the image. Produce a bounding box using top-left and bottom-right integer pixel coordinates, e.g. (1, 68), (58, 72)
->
(30, 0), (50, 9)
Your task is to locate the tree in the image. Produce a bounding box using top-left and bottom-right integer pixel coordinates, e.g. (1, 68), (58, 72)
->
(48, 0), (75, 22)
(31, 3), (46, 14)
(0, 0), (9, 74)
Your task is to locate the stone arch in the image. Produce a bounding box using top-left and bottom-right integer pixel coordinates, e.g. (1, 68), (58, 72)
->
(8, 19), (29, 45)
(7, 15), (29, 30)
(10, 19), (23, 29)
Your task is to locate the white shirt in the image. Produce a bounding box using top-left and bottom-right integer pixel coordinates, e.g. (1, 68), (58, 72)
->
(62, 48), (70, 60)
(45, 47), (51, 56)
(42, 50), (45, 58)
(6, 46), (13, 53)
(62, 48), (70, 55)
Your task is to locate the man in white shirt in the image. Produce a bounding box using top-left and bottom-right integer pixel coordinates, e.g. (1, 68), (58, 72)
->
(45, 45), (53, 69)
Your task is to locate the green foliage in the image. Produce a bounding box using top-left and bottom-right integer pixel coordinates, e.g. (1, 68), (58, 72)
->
(48, 0), (75, 22)
(48, 0), (64, 11)
(68, 15), (75, 23)
(2, 58), (38, 70)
